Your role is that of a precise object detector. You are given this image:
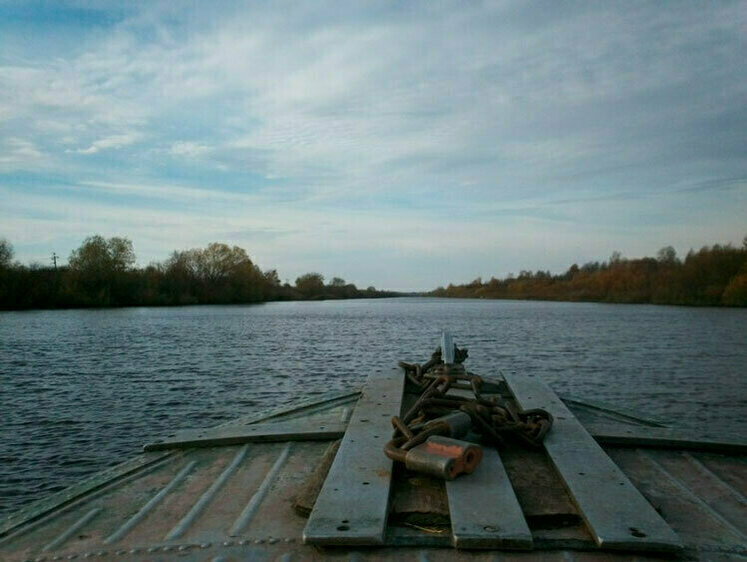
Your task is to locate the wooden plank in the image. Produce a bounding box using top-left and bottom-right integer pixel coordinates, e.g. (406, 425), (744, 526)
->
(293, 440), (342, 517)
(446, 446), (532, 549)
(499, 447), (580, 528)
(584, 422), (747, 454)
(303, 368), (405, 545)
(504, 374), (682, 553)
(143, 420), (346, 451)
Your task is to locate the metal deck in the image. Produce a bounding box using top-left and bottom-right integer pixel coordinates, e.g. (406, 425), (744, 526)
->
(1, 374), (746, 561)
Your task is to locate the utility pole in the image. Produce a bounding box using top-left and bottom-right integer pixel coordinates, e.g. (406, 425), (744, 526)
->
(51, 252), (58, 270)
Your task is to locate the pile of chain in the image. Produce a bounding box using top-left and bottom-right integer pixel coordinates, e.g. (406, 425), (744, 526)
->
(384, 344), (553, 479)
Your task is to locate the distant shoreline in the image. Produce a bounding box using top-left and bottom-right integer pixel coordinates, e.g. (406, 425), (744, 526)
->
(426, 241), (746, 308)
(4, 293), (746, 312)
(2, 236), (745, 310)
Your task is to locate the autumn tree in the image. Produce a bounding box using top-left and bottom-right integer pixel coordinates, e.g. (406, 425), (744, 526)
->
(295, 273), (325, 297)
(657, 246), (678, 265)
(67, 235), (136, 305)
(0, 236), (392, 309)
(163, 243), (266, 303)
(69, 235), (135, 273)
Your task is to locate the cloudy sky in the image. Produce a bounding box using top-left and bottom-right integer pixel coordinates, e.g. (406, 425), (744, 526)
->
(1, 1), (745, 290)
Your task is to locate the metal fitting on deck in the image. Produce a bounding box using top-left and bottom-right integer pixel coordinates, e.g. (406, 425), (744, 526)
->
(420, 411), (472, 440)
(404, 436), (482, 480)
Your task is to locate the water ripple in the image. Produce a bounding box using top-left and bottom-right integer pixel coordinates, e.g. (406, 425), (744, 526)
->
(1, 298), (746, 517)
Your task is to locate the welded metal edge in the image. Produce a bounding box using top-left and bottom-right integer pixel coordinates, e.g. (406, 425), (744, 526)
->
(214, 390), (362, 428)
(144, 420), (346, 451)
(560, 394), (668, 427)
(586, 422), (747, 454)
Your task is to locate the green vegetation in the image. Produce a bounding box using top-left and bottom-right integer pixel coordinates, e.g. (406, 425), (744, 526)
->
(430, 238), (747, 307)
(3, 235), (745, 309)
(0, 236), (397, 310)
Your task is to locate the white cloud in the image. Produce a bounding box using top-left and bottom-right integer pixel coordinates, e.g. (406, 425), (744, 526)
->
(74, 132), (143, 154)
(0, 138), (43, 170)
(1, 2), (745, 287)
(169, 141), (211, 157)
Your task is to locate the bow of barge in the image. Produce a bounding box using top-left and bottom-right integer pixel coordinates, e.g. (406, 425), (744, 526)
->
(2, 365), (745, 561)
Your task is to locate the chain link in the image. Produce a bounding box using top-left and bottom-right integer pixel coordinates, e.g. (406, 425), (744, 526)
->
(386, 344), (553, 467)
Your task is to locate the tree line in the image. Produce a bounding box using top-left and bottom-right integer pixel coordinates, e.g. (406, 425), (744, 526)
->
(429, 238), (747, 307)
(0, 235), (397, 310)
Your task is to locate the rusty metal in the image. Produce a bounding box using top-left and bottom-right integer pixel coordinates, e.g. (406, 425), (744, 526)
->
(386, 333), (554, 479)
(404, 436), (483, 480)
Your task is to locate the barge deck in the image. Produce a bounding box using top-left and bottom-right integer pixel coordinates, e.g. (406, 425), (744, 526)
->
(1, 370), (745, 561)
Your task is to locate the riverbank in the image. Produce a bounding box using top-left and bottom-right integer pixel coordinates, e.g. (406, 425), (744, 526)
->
(0, 237), (400, 310)
(428, 242), (747, 307)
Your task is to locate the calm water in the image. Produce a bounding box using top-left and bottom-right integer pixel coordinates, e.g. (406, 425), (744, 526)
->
(1, 298), (746, 517)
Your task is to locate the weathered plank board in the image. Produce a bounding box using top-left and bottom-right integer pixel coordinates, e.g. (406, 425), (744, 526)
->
(303, 369), (405, 545)
(585, 422), (747, 454)
(446, 446), (532, 549)
(143, 420), (346, 451)
(504, 374), (682, 552)
(499, 447), (580, 528)
(293, 440), (343, 517)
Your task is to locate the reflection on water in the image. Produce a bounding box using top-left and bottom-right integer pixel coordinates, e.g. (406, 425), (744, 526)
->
(1, 298), (745, 516)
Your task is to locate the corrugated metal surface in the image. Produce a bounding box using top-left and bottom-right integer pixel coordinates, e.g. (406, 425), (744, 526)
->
(1, 392), (745, 561)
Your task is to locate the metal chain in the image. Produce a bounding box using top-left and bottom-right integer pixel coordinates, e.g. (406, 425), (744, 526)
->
(387, 345), (553, 463)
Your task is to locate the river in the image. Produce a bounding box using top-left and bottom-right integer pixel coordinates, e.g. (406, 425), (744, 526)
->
(1, 298), (746, 517)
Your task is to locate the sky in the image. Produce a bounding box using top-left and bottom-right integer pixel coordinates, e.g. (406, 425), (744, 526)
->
(1, 1), (745, 291)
